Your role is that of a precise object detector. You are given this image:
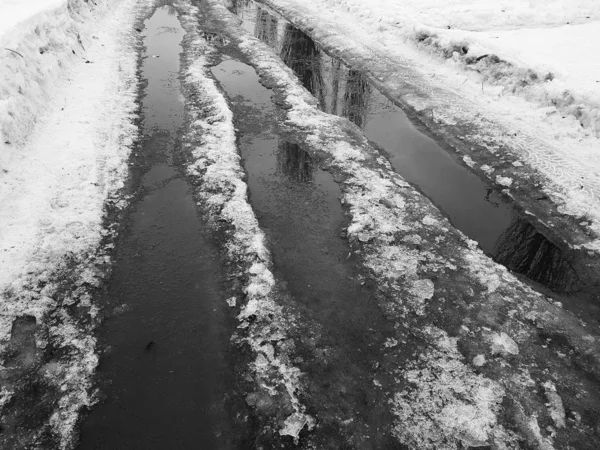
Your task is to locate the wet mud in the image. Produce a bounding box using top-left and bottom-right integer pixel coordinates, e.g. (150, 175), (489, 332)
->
(229, 0), (600, 326)
(77, 7), (235, 449)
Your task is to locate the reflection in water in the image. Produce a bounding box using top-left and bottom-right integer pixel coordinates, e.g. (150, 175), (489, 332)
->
(281, 24), (326, 107)
(329, 59), (343, 116)
(342, 70), (371, 129)
(494, 217), (580, 293)
(277, 141), (314, 182)
(254, 7), (278, 47)
(225, 0), (251, 15)
(231, 1), (590, 303)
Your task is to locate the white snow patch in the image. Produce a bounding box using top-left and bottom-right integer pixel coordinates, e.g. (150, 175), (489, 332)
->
(0, 0), (145, 445)
(0, 0), (140, 320)
(496, 176), (513, 187)
(392, 327), (505, 449)
(489, 332), (519, 356)
(260, 0), (600, 250)
(473, 354), (486, 367)
(542, 381), (566, 428)
(279, 412), (310, 440)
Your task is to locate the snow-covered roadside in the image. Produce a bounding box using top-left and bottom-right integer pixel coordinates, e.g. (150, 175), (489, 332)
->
(210, 1), (600, 447)
(320, 0), (600, 134)
(176, 2), (314, 443)
(256, 0), (600, 258)
(0, 0), (148, 447)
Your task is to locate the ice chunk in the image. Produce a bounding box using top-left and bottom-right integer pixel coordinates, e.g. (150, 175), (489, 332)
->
(489, 332), (519, 355)
(473, 354), (486, 366)
(279, 412), (309, 439)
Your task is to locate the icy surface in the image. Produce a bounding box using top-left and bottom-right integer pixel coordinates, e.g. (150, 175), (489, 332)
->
(392, 327), (505, 449)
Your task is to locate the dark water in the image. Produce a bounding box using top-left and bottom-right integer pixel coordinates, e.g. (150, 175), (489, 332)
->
(228, 0), (591, 302)
(209, 48), (398, 445)
(78, 7), (234, 449)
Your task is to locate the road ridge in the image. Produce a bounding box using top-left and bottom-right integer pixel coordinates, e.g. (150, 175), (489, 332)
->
(207, 0), (600, 447)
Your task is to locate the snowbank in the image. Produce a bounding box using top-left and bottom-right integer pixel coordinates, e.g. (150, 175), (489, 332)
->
(258, 0), (600, 259)
(323, 0), (600, 31)
(0, 0), (138, 339)
(0, 0), (145, 446)
(0, 0), (64, 39)
(0, 0), (116, 151)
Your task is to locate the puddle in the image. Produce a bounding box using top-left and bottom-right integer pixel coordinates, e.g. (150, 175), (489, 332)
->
(228, 1), (593, 307)
(78, 7), (235, 449)
(211, 57), (382, 336)
(210, 53), (397, 444)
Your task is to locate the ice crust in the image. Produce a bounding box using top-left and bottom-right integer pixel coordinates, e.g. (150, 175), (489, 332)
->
(392, 327), (505, 449)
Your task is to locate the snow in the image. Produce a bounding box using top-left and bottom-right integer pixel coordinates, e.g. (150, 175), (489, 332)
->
(0, 0), (145, 445)
(392, 327), (506, 449)
(317, 0), (600, 147)
(489, 331), (520, 356)
(0, 0), (140, 328)
(0, 0), (64, 40)
(176, 1), (314, 438)
(258, 0), (600, 253)
(213, 1), (600, 445)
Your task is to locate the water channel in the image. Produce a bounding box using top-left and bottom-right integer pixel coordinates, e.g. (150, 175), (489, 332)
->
(77, 1), (598, 447)
(229, 0), (598, 323)
(78, 7), (235, 449)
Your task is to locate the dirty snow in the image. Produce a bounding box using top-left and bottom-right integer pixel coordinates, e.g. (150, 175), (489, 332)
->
(258, 0), (600, 253)
(177, 1), (313, 438)
(0, 0), (140, 337)
(0, 0), (144, 446)
(213, 1), (600, 446)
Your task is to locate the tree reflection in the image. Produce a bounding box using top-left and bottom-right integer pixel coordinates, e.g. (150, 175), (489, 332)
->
(327, 59), (343, 115)
(277, 141), (315, 183)
(342, 70), (370, 129)
(254, 8), (279, 49)
(280, 25), (326, 107)
(494, 217), (580, 293)
(225, 0), (251, 14)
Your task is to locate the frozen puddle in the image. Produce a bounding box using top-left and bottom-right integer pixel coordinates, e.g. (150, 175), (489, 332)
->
(230, 0), (598, 323)
(77, 7), (235, 448)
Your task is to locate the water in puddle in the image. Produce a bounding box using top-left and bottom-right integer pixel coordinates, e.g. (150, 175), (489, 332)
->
(78, 7), (234, 449)
(229, 1), (589, 303)
(212, 57), (385, 342)
(210, 52), (397, 444)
